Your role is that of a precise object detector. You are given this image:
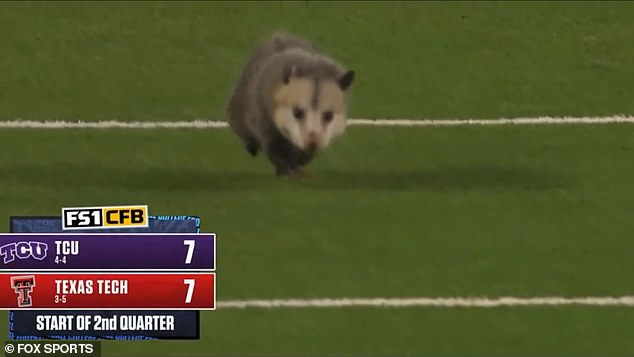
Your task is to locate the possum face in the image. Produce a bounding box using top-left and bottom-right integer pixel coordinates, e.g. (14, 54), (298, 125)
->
(272, 69), (354, 153)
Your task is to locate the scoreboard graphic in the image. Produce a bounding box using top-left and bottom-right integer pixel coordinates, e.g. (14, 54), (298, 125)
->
(5, 211), (215, 340)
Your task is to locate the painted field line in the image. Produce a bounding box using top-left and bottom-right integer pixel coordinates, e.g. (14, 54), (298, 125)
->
(1, 116), (634, 129)
(217, 296), (634, 309)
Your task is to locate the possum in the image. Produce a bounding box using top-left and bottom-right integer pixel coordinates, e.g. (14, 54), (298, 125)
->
(227, 32), (355, 176)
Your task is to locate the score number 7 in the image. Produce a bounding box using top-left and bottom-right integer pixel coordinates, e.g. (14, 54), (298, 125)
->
(184, 240), (196, 264)
(184, 279), (196, 304)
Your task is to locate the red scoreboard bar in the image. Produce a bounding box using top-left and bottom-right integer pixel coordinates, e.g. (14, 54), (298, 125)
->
(0, 273), (215, 310)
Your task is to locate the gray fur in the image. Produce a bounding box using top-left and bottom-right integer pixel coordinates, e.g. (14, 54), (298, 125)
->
(227, 32), (352, 176)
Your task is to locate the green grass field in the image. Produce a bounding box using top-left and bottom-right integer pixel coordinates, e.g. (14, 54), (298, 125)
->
(2, 1), (634, 356)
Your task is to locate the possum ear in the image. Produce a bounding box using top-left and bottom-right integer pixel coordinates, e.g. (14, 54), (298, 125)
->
(338, 70), (355, 91)
(283, 65), (297, 84)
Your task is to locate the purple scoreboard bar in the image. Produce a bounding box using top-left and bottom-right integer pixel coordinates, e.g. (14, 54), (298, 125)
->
(0, 233), (215, 271)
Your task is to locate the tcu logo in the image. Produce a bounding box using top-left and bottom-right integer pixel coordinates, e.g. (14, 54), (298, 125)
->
(0, 241), (48, 264)
(11, 275), (36, 307)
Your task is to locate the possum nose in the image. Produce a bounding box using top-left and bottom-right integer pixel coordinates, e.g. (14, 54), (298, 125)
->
(306, 132), (319, 151)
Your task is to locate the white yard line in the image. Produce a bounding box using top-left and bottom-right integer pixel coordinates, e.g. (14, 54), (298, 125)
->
(1, 116), (634, 129)
(217, 296), (634, 309)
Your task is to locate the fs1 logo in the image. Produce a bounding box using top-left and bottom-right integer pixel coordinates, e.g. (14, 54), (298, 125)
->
(0, 241), (48, 264)
(11, 275), (36, 308)
(62, 205), (149, 230)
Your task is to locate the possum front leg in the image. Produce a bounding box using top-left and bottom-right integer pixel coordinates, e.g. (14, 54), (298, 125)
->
(244, 138), (260, 157)
(266, 150), (294, 176)
(228, 121), (260, 157)
(263, 131), (316, 177)
(264, 141), (298, 176)
(227, 96), (262, 157)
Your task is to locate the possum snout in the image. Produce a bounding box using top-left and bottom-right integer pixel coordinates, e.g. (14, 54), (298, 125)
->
(307, 131), (319, 146)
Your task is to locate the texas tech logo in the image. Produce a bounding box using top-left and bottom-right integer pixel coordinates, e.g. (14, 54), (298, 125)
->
(11, 275), (36, 308)
(62, 205), (148, 230)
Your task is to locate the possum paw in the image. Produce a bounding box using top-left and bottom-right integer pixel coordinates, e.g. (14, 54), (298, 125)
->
(245, 142), (259, 157)
(274, 165), (311, 179)
(275, 166), (292, 176)
(288, 167), (311, 180)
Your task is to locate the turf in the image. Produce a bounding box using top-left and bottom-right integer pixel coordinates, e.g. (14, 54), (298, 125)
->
(2, 1), (634, 356)
(1, 125), (634, 355)
(103, 308), (634, 356)
(1, 1), (634, 120)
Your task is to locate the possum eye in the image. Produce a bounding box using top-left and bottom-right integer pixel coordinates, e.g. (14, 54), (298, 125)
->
(292, 106), (305, 121)
(322, 111), (334, 124)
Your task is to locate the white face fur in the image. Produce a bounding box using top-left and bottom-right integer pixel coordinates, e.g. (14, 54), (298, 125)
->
(272, 76), (350, 152)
